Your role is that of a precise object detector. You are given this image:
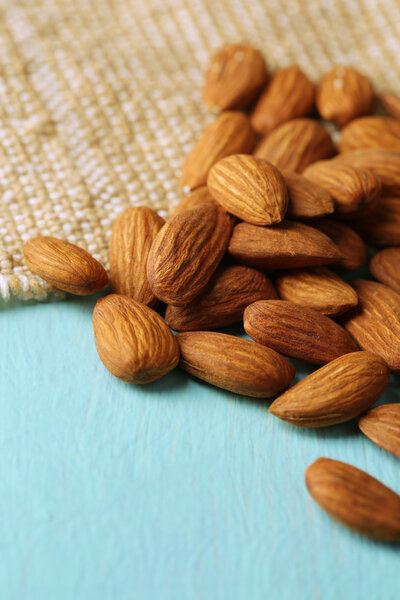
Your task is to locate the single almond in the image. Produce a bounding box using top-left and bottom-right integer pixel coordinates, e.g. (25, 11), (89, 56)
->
(92, 294), (179, 384)
(228, 221), (342, 270)
(244, 300), (358, 365)
(275, 267), (358, 316)
(165, 264), (277, 331)
(147, 204), (231, 306)
(23, 236), (108, 295)
(203, 44), (268, 110)
(109, 206), (165, 307)
(342, 279), (400, 373)
(303, 160), (382, 218)
(380, 93), (400, 119)
(370, 247), (400, 294)
(313, 219), (367, 271)
(180, 111), (255, 189)
(250, 66), (314, 135)
(339, 116), (400, 153)
(177, 331), (295, 398)
(316, 66), (374, 125)
(254, 118), (335, 173)
(282, 170), (334, 220)
(359, 404), (400, 458)
(269, 352), (389, 427)
(207, 155), (288, 226)
(170, 187), (218, 217)
(305, 457), (400, 541)
(334, 150), (400, 194)
(354, 195), (400, 246)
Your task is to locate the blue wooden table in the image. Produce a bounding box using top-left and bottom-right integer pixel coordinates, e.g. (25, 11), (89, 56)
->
(1, 293), (399, 599)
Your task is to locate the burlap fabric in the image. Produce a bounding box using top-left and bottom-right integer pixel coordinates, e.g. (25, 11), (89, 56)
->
(1, 0), (399, 300)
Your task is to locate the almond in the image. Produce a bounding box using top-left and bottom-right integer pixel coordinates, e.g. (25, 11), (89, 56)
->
(269, 351), (389, 427)
(228, 221), (342, 269)
(380, 93), (400, 119)
(207, 155), (288, 226)
(342, 279), (400, 373)
(177, 331), (295, 398)
(109, 206), (165, 306)
(282, 170), (334, 220)
(147, 203), (231, 306)
(244, 300), (358, 365)
(334, 150), (400, 194)
(303, 160), (381, 218)
(170, 186), (218, 217)
(370, 247), (400, 294)
(165, 264), (277, 331)
(305, 457), (400, 541)
(180, 111), (255, 189)
(23, 236), (108, 295)
(354, 195), (400, 246)
(313, 219), (367, 271)
(203, 44), (268, 110)
(92, 294), (179, 384)
(275, 267), (358, 316)
(316, 66), (374, 125)
(339, 116), (400, 153)
(250, 66), (314, 135)
(359, 404), (400, 458)
(254, 118), (335, 173)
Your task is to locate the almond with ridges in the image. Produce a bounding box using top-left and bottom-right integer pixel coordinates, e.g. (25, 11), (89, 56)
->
(359, 404), (400, 458)
(334, 150), (400, 194)
(313, 219), (367, 271)
(380, 93), (400, 119)
(339, 116), (400, 153)
(370, 247), (400, 294)
(170, 187), (217, 217)
(354, 195), (400, 246)
(282, 170), (334, 220)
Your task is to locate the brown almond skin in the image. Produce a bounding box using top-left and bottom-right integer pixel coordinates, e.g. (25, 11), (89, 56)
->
(147, 204), (231, 306)
(92, 295), (179, 384)
(334, 150), (400, 195)
(359, 404), (400, 458)
(109, 206), (165, 307)
(313, 219), (367, 271)
(244, 300), (357, 365)
(177, 331), (295, 398)
(203, 44), (267, 110)
(316, 66), (374, 125)
(269, 351), (389, 427)
(354, 195), (400, 246)
(342, 279), (400, 373)
(305, 457), (400, 541)
(380, 93), (400, 119)
(165, 265), (277, 331)
(254, 118), (335, 173)
(180, 112), (255, 189)
(303, 161), (382, 218)
(282, 170), (334, 220)
(23, 236), (108, 295)
(228, 221), (342, 270)
(250, 66), (314, 135)
(370, 247), (400, 294)
(275, 267), (358, 316)
(340, 116), (400, 153)
(170, 187), (217, 217)
(207, 155), (288, 226)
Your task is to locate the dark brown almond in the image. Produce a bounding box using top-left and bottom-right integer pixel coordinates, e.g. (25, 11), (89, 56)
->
(334, 150), (400, 194)
(306, 457), (400, 541)
(340, 116), (400, 153)
(313, 219), (367, 271)
(228, 221), (342, 270)
(380, 93), (400, 119)
(282, 170), (334, 220)
(170, 187), (218, 218)
(354, 195), (400, 246)
(177, 331), (295, 398)
(359, 404), (400, 458)
(244, 300), (357, 365)
(370, 247), (400, 294)
(165, 265), (277, 331)
(269, 352), (389, 427)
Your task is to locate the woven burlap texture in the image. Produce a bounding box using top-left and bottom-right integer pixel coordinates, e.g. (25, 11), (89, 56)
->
(1, 0), (399, 300)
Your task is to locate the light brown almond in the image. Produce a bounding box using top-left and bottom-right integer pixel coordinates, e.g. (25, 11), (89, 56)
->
(250, 66), (314, 135)
(23, 236), (108, 295)
(340, 116), (400, 153)
(316, 66), (374, 125)
(306, 457), (400, 541)
(269, 352), (389, 427)
(170, 187), (218, 218)
(165, 264), (277, 331)
(282, 170), (334, 220)
(228, 221), (342, 270)
(359, 404), (400, 458)
(334, 150), (400, 194)
(380, 93), (400, 119)
(313, 219), (367, 271)
(109, 206), (165, 307)
(244, 300), (358, 365)
(180, 111), (255, 189)
(203, 44), (268, 110)
(177, 331), (295, 398)
(147, 203), (231, 306)
(92, 294), (179, 384)
(207, 155), (288, 226)
(370, 247), (400, 294)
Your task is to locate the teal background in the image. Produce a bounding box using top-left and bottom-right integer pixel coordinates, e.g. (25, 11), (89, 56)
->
(1, 292), (399, 599)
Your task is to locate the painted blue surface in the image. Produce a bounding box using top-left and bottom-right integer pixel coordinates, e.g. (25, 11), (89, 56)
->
(1, 293), (400, 600)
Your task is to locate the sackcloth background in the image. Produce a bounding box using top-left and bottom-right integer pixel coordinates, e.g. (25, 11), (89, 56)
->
(1, 0), (399, 301)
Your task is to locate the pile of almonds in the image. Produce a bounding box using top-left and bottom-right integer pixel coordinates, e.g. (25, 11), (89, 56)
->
(23, 44), (400, 542)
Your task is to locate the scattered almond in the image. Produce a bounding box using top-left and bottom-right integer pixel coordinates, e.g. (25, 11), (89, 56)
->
(170, 186), (218, 217)
(339, 116), (400, 153)
(380, 93), (400, 119)
(334, 150), (400, 194)
(313, 219), (367, 271)
(282, 170), (335, 220)
(359, 404), (400, 458)
(354, 195), (400, 246)
(370, 247), (400, 294)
